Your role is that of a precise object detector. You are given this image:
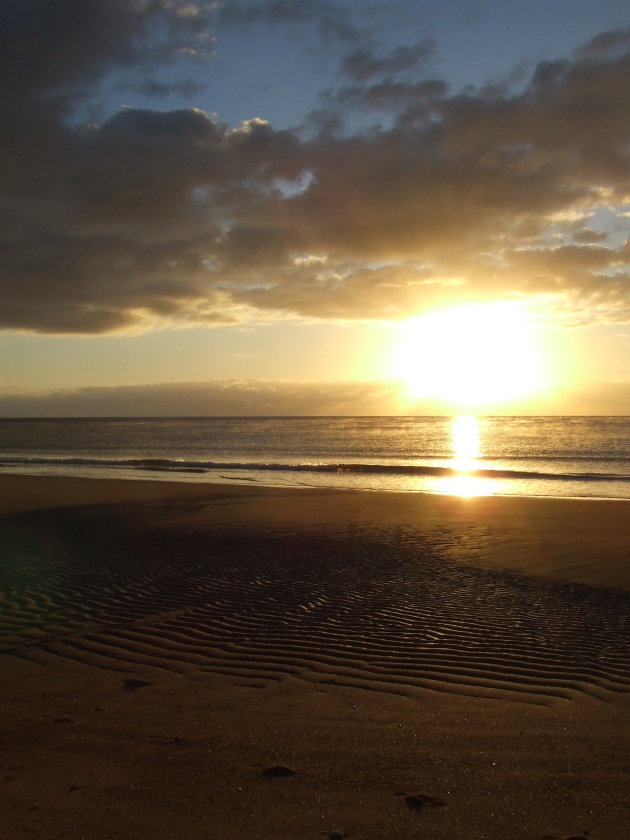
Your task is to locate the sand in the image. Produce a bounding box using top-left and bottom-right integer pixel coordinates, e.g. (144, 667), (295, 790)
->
(1, 475), (630, 839)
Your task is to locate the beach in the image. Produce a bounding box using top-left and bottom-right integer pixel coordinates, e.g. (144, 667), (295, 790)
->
(1, 475), (630, 839)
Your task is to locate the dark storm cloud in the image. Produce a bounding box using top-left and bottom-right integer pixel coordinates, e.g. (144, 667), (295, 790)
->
(1, 1), (630, 333)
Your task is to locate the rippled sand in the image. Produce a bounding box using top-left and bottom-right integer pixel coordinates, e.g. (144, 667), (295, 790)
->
(1, 476), (630, 839)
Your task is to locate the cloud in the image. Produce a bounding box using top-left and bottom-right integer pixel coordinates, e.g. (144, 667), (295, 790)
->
(1, 3), (630, 334)
(0, 379), (403, 416)
(0, 1), (215, 106)
(340, 41), (435, 82)
(1, 377), (629, 417)
(575, 27), (630, 60)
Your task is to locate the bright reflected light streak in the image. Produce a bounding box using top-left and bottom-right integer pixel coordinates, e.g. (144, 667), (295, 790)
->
(441, 473), (498, 498)
(443, 415), (497, 497)
(452, 414), (480, 473)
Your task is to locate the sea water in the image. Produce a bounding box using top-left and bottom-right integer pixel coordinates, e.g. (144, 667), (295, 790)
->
(0, 416), (630, 499)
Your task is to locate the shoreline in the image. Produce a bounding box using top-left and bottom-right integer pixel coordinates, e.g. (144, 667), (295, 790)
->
(3, 463), (630, 503)
(5, 463), (630, 501)
(1, 472), (630, 590)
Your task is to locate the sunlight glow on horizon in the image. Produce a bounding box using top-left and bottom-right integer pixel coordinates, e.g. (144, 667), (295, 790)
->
(393, 301), (546, 411)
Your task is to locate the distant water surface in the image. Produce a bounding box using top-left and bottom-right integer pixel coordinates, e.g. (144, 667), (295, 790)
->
(1, 416), (630, 499)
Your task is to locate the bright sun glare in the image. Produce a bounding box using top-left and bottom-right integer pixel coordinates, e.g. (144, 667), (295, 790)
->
(444, 415), (497, 498)
(452, 414), (480, 472)
(394, 301), (543, 409)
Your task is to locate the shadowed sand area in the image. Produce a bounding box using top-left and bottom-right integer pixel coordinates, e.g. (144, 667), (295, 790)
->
(1, 475), (630, 839)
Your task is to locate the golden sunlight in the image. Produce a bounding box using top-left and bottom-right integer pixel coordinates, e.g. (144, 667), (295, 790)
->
(393, 301), (543, 409)
(451, 414), (480, 473)
(443, 415), (497, 497)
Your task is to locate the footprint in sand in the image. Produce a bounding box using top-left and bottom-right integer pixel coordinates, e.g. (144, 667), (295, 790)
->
(402, 792), (446, 812)
(123, 678), (151, 691)
(262, 765), (296, 779)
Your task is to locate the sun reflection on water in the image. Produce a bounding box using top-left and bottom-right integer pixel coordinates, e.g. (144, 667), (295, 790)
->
(452, 415), (480, 472)
(445, 415), (496, 497)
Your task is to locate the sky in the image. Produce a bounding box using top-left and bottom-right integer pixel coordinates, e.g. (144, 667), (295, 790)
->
(2, 0), (630, 416)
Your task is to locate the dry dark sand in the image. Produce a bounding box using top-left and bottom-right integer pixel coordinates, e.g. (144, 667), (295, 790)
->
(1, 475), (630, 839)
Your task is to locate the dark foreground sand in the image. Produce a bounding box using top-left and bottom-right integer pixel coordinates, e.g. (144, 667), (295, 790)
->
(1, 475), (630, 839)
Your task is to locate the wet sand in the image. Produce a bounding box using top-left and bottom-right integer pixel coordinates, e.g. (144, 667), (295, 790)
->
(1, 475), (630, 839)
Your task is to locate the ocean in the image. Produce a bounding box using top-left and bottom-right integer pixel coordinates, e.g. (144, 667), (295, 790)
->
(1, 416), (630, 499)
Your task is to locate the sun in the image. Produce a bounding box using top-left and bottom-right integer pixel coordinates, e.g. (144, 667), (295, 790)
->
(393, 301), (544, 409)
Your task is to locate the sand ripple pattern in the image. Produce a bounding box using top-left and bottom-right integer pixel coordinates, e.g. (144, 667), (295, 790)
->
(1, 506), (630, 704)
